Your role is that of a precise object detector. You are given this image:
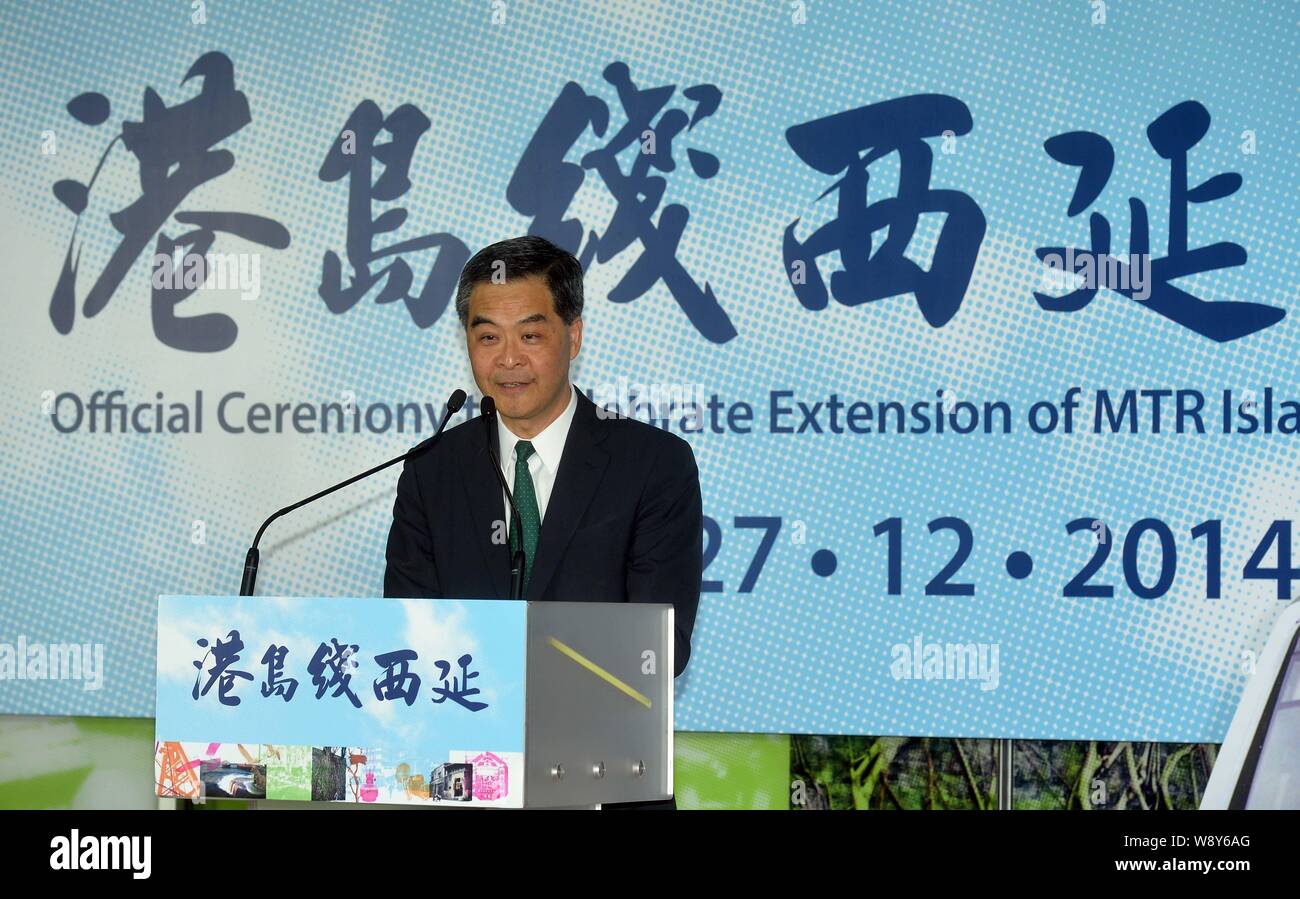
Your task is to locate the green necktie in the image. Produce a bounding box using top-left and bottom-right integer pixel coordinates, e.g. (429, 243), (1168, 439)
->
(510, 440), (541, 595)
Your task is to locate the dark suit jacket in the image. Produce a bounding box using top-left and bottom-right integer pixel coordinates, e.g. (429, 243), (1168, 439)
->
(383, 387), (702, 679)
(384, 388), (701, 810)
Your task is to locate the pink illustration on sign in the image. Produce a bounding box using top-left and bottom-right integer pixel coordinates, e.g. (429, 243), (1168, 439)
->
(360, 771), (379, 802)
(470, 752), (508, 801)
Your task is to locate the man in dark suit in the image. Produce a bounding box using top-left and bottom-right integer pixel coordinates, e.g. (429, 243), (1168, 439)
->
(383, 235), (702, 810)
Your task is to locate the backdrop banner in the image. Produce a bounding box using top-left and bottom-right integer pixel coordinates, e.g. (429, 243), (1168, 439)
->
(1, 0), (1296, 742)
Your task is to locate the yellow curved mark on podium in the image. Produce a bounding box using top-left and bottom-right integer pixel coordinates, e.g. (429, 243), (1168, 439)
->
(547, 637), (651, 709)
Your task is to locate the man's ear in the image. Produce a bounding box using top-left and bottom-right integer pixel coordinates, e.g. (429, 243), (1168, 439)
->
(568, 317), (582, 359)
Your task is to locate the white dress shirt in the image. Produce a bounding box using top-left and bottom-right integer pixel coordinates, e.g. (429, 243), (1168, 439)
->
(496, 383), (578, 528)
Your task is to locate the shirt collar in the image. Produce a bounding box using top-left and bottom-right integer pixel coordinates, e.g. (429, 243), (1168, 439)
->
(496, 383), (578, 473)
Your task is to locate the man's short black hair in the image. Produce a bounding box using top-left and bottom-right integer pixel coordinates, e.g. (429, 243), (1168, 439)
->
(455, 235), (584, 326)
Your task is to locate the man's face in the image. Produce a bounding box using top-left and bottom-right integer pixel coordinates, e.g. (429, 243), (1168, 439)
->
(466, 274), (582, 437)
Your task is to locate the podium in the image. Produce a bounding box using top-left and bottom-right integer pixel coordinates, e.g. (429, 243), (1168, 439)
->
(155, 595), (674, 808)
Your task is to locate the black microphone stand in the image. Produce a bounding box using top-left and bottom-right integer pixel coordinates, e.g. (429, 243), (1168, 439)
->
(238, 389), (467, 596)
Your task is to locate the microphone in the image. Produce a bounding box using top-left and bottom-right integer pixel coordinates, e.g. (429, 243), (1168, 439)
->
(481, 396), (527, 600)
(239, 389), (467, 596)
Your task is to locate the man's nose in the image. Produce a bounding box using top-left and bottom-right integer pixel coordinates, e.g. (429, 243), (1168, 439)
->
(497, 337), (525, 367)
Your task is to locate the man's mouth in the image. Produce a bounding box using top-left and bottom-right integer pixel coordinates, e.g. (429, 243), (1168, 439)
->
(496, 380), (532, 392)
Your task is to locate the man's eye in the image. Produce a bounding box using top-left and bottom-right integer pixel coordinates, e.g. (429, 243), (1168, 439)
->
(523, 333), (539, 341)
(480, 334), (497, 343)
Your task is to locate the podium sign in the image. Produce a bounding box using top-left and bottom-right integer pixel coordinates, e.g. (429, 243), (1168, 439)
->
(155, 595), (526, 806)
(154, 595), (673, 807)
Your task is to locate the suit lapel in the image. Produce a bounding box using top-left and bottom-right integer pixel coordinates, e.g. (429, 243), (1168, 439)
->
(461, 414), (512, 599)
(526, 390), (610, 601)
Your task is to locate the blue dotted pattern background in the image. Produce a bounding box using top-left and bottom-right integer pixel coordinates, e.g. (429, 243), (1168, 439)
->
(0, 0), (1295, 740)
